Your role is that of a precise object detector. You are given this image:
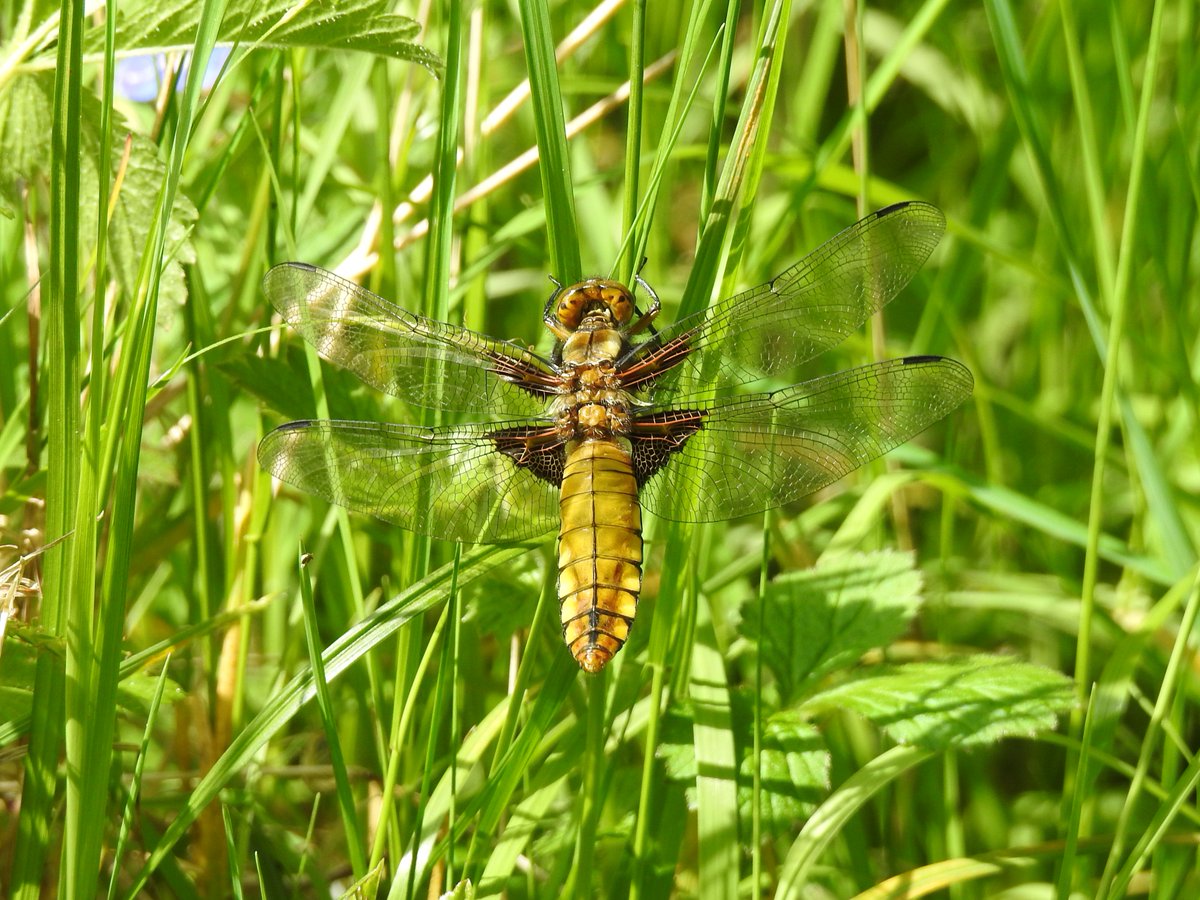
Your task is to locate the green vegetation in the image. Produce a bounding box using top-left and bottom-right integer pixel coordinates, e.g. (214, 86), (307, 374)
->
(0, 0), (1195, 896)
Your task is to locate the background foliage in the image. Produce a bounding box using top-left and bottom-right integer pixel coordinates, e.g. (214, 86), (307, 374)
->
(0, 0), (1196, 897)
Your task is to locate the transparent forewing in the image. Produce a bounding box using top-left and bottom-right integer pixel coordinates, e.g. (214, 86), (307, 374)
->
(637, 356), (973, 523)
(264, 263), (560, 418)
(258, 419), (561, 542)
(621, 202), (946, 401)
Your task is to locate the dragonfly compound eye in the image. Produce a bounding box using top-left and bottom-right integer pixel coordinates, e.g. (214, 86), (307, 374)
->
(555, 286), (587, 330)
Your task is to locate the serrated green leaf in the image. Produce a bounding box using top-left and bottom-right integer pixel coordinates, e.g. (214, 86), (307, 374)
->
(462, 564), (542, 640)
(657, 702), (829, 830)
(216, 350), (318, 422)
(0, 72), (197, 307)
(739, 710), (828, 829)
(0, 634), (180, 722)
(0, 73), (51, 210)
(740, 550), (923, 703)
(83, 0), (442, 69)
(802, 655), (1077, 749)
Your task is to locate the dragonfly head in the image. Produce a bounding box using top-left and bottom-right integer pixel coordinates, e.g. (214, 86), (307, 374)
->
(548, 278), (636, 334)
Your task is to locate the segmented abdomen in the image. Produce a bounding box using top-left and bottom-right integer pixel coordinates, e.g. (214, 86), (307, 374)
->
(557, 439), (643, 673)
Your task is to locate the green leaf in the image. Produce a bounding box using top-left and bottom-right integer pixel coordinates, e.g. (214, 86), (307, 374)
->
(658, 702), (829, 831)
(0, 74), (50, 214)
(216, 350), (318, 422)
(740, 710), (828, 829)
(0, 635), (180, 724)
(0, 73), (197, 307)
(802, 655), (1077, 749)
(740, 550), (923, 704)
(438, 879), (475, 900)
(84, 0), (442, 68)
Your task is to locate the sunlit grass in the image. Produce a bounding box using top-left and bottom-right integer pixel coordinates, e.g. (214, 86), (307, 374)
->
(0, 0), (1197, 897)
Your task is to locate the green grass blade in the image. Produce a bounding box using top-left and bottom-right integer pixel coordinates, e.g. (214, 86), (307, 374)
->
(690, 598), (738, 900)
(121, 545), (525, 897)
(516, 0), (580, 282)
(1070, 0), (1166, 743)
(679, 0), (787, 318)
(298, 547), (367, 878)
(11, 0), (83, 893)
(777, 745), (936, 894)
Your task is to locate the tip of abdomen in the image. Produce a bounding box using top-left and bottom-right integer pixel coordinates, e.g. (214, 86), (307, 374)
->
(579, 645), (614, 673)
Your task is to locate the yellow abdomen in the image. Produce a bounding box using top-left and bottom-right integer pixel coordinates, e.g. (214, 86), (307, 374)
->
(557, 439), (643, 673)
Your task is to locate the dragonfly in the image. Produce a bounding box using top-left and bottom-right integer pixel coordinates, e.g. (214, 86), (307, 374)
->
(258, 201), (973, 673)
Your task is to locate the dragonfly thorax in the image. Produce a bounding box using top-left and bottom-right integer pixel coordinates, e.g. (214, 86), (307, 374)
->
(552, 358), (635, 440)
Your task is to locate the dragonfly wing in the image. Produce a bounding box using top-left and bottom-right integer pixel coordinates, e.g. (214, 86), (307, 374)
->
(264, 263), (560, 418)
(258, 419), (563, 543)
(634, 356), (973, 523)
(620, 202), (946, 400)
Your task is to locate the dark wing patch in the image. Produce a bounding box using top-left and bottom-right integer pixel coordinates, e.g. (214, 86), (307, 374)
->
(629, 409), (707, 485)
(490, 425), (568, 486)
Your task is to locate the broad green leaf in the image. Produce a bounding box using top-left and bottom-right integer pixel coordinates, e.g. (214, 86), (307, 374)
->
(216, 351), (319, 422)
(802, 655), (1076, 749)
(84, 0), (442, 68)
(658, 702), (829, 831)
(739, 710), (828, 829)
(0, 73), (197, 306)
(0, 74), (49, 213)
(740, 550), (922, 704)
(0, 634), (180, 723)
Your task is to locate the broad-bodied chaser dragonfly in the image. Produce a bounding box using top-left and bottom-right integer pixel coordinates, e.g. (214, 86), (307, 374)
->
(258, 201), (972, 672)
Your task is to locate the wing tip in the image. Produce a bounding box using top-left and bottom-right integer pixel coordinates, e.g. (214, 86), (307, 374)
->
(899, 354), (975, 398)
(876, 199), (943, 221)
